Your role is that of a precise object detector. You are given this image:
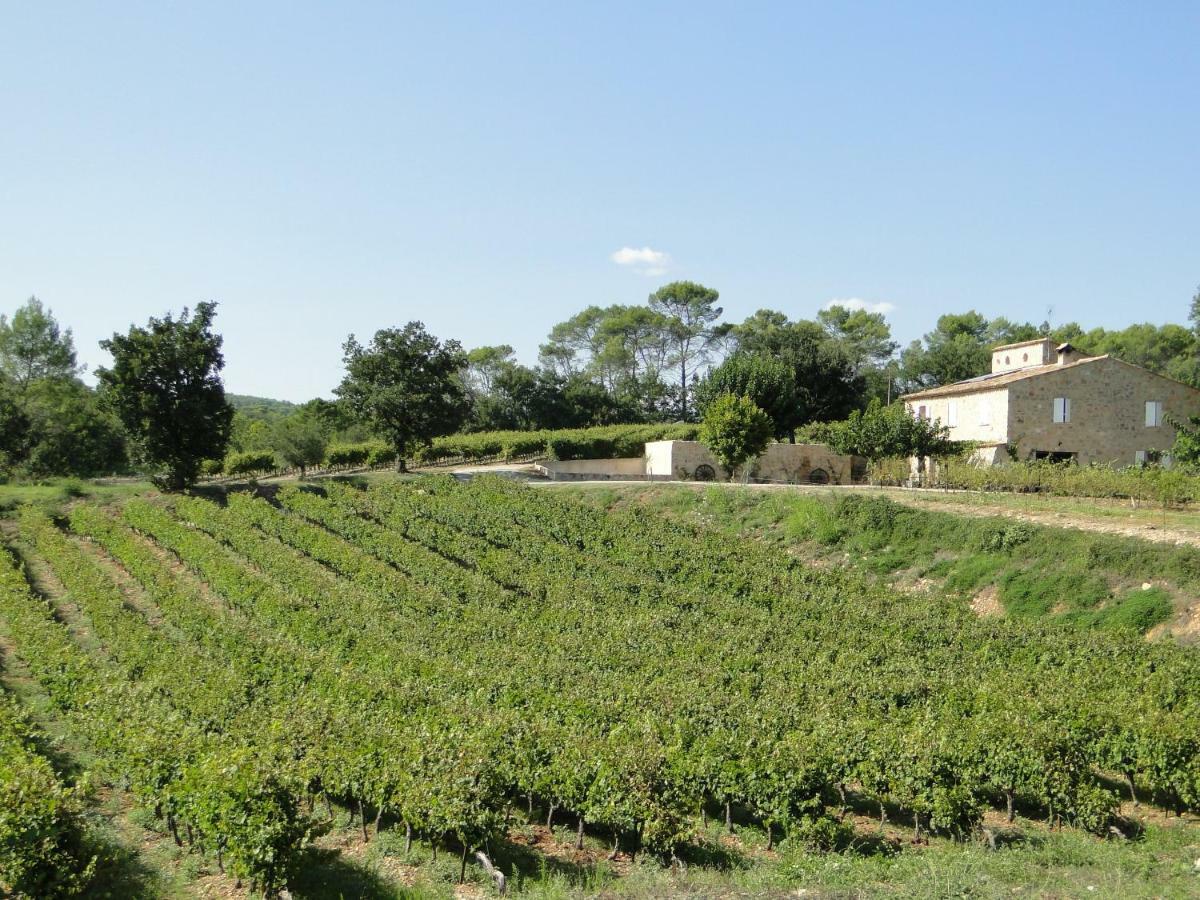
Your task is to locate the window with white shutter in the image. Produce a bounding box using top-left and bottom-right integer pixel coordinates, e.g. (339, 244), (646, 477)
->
(947, 400), (959, 428)
(1145, 401), (1163, 427)
(978, 401), (990, 426)
(1053, 397), (1071, 423)
(1135, 450), (1147, 465)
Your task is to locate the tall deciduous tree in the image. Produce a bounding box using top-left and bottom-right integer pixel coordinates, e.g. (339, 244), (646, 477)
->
(648, 281), (722, 420)
(694, 353), (798, 440)
(730, 312), (863, 427)
(0, 297), (80, 389)
(699, 393), (773, 482)
(336, 321), (469, 471)
(272, 414), (327, 477)
(97, 302), (233, 491)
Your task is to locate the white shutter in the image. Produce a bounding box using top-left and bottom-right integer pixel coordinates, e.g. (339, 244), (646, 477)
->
(978, 401), (990, 426)
(947, 400), (959, 428)
(1053, 397), (1071, 423)
(1135, 450), (1147, 465)
(1145, 401), (1162, 427)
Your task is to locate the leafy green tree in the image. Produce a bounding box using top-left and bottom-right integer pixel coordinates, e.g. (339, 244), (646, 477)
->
(648, 281), (722, 419)
(97, 302), (234, 490)
(699, 393), (773, 481)
(694, 353), (797, 440)
(729, 312), (863, 427)
(464, 345), (517, 396)
(21, 379), (126, 477)
(824, 399), (959, 461)
(817, 304), (898, 373)
(336, 321), (469, 471)
(272, 414), (328, 477)
(0, 374), (29, 471)
(0, 297), (80, 389)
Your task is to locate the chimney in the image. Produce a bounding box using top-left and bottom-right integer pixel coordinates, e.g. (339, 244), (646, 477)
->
(1056, 342), (1078, 366)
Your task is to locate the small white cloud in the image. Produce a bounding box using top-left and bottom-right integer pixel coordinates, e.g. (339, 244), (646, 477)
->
(822, 297), (896, 315)
(611, 246), (671, 276)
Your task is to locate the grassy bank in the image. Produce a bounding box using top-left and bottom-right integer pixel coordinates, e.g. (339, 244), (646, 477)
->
(574, 484), (1200, 639)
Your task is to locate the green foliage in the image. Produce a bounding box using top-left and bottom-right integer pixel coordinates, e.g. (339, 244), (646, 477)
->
(934, 457), (1200, 503)
(999, 570), (1110, 617)
(693, 353), (798, 439)
(1100, 587), (1174, 633)
(0, 695), (95, 897)
(648, 281), (723, 420)
(271, 414), (327, 476)
(0, 297), (80, 388)
(698, 394), (773, 479)
(18, 379), (126, 478)
(336, 321), (469, 469)
(96, 302), (233, 491)
(977, 522), (1035, 553)
(4, 475), (1200, 896)
(823, 398), (962, 462)
(323, 441), (394, 469)
(415, 423), (701, 465)
(222, 450), (276, 477)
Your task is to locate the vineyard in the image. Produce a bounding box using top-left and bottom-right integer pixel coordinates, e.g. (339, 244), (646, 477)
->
(1, 476), (1199, 896)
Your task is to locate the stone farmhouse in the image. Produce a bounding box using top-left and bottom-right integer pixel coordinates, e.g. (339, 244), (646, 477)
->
(902, 337), (1200, 467)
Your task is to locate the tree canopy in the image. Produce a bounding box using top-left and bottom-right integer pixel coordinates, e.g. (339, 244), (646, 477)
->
(336, 321), (469, 470)
(694, 353), (798, 440)
(97, 302), (233, 490)
(0, 297), (80, 389)
(699, 393), (774, 481)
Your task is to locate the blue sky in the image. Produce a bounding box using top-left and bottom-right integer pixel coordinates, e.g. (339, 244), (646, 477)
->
(2, 2), (1197, 401)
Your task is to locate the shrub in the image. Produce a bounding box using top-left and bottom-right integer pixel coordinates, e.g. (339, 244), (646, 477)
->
(223, 450), (276, 477)
(324, 444), (371, 469)
(788, 814), (855, 852)
(930, 784), (985, 839)
(698, 395), (773, 480)
(199, 458), (224, 477)
(365, 442), (397, 468)
(1101, 587), (1174, 633)
(977, 523), (1035, 553)
(833, 494), (900, 535)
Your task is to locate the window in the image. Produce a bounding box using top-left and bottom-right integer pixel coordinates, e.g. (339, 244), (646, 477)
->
(916, 404), (928, 420)
(1053, 397), (1071, 423)
(979, 401), (991, 427)
(1135, 450), (1147, 466)
(947, 400), (959, 427)
(1145, 400), (1163, 427)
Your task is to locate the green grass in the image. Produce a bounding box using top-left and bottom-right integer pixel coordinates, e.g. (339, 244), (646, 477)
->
(0, 477), (151, 517)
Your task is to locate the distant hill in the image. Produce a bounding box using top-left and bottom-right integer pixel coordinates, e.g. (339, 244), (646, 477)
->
(227, 394), (298, 422)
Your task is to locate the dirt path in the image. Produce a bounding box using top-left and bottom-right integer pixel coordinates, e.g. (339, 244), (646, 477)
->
(878, 492), (1200, 549)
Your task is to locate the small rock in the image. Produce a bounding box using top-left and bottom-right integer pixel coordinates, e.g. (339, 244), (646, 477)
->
(1142, 582), (1153, 591)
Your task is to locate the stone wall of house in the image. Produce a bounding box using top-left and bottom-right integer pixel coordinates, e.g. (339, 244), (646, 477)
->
(1005, 358), (1200, 466)
(645, 440), (860, 484)
(905, 388), (1010, 445)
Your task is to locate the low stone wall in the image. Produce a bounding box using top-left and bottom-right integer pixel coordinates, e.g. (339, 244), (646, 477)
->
(645, 441), (861, 484)
(536, 457), (647, 481)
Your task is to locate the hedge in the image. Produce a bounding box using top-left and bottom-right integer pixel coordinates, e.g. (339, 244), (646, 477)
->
(414, 424), (702, 465)
(222, 450), (277, 477)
